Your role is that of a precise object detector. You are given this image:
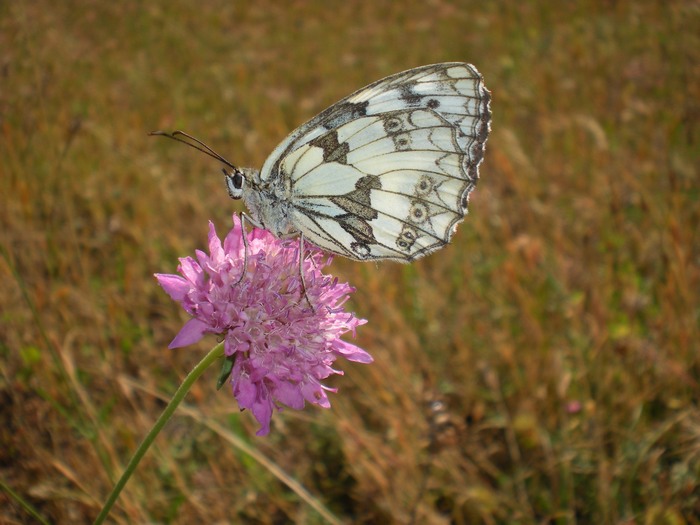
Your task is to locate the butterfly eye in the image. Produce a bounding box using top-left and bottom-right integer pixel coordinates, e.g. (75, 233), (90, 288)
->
(224, 168), (245, 199)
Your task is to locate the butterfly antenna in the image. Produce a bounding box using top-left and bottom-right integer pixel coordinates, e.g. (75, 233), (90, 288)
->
(149, 130), (238, 170)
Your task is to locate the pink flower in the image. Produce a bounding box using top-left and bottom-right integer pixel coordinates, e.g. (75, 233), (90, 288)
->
(155, 215), (371, 435)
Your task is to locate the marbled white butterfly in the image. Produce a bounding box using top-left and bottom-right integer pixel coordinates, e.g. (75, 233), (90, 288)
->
(153, 62), (491, 262)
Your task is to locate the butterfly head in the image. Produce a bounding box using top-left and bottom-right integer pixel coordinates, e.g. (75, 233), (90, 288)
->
(223, 167), (245, 199)
(223, 166), (260, 200)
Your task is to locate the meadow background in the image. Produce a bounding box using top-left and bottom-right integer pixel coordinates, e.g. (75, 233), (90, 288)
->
(1, 1), (698, 523)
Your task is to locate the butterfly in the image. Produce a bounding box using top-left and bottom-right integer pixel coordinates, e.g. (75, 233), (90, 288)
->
(152, 62), (491, 262)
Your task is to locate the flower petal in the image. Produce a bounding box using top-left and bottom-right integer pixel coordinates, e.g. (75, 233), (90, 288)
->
(178, 256), (203, 285)
(154, 274), (190, 301)
(207, 221), (224, 265)
(301, 381), (330, 408)
(334, 340), (374, 363)
(223, 215), (244, 256)
(169, 318), (210, 349)
(275, 381), (305, 410)
(235, 378), (274, 436)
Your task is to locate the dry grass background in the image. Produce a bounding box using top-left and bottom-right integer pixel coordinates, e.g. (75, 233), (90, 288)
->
(1, 1), (699, 523)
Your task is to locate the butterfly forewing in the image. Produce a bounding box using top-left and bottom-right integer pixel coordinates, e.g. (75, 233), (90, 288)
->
(259, 62), (491, 261)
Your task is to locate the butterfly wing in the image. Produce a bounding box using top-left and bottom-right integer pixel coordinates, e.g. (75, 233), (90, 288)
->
(260, 63), (491, 261)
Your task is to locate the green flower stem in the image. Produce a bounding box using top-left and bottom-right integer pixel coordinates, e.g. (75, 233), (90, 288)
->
(94, 342), (225, 525)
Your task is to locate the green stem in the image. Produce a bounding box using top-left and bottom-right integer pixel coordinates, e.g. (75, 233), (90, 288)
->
(93, 342), (225, 525)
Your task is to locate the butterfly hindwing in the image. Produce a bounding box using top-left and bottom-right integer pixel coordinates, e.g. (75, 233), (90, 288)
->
(259, 63), (491, 261)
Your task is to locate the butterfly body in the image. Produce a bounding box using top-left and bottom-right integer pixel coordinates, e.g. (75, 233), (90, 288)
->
(158, 63), (491, 262)
(236, 167), (297, 239)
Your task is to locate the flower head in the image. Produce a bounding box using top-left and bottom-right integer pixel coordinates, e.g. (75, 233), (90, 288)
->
(155, 215), (371, 435)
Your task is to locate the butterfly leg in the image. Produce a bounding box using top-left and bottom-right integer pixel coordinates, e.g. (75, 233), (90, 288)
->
(276, 230), (314, 311)
(236, 212), (263, 285)
(298, 232), (314, 312)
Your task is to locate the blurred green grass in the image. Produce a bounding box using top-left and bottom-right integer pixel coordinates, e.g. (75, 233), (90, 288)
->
(1, 1), (699, 523)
